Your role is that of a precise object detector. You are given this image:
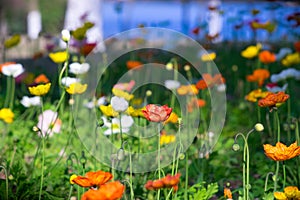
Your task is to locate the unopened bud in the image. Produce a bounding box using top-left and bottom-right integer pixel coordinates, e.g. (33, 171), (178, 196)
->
(166, 62), (173, 70)
(254, 123), (264, 132)
(146, 90), (152, 97)
(61, 29), (71, 42)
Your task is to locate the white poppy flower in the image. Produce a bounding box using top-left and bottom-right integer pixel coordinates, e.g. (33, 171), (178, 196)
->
(84, 96), (107, 109)
(61, 29), (71, 42)
(271, 68), (300, 83)
(110, 96), (128, 112)
(20, 96), (41, 107)
(164, 80), (180, 90)
(102, 115), (134, 135)
(2, 63), (24, 78)
(37, 110), (61, 137)
(61, 77), (80, 87)
(69, 62), (90, 75)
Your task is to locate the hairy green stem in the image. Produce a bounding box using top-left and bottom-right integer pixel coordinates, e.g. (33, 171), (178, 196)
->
(0, 165), (9, 200)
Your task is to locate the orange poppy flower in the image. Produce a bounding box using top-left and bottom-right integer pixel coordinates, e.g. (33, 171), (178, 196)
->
(259, 50), (276, 64)
(263, 141), (300, 161)
(177, 85), (199, 95)
(246, 69), (270, 87)
(70, 170), (113, 187)
(224, 188), (233, 199)
(126, 60), (143, 70)
(34, 74), (50, 84)
(145, 173), (181, 191)
(196, 73), (225, 90)
(81, 181), (125, 200)
(258, 91), (289, 109)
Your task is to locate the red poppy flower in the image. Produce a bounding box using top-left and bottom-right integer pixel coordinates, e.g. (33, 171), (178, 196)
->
(71, 170), (113, 188)
(142, 104), (172, 123)
(81, 181), (125, 200)
(80, 43), (97, 56)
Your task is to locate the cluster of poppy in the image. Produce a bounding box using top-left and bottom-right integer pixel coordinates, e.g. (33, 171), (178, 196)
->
(274, 186), (300, 200)
(144, 173), (181, 192)
(70, 170), (125, 200)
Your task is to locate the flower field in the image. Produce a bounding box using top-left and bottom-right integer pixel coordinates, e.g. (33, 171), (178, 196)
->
(1, 18), (300, 200)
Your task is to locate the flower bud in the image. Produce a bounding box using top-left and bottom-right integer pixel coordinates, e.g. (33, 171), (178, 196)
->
(61, 29), (71, 42)
(117, 148), (125, 161)
(232, 143), (240, 151)
(146, 90), (152, 97)
(166, 62), (173, 70)
(32, 126), (39, 132)
(184, 65), (190, 71)
(254, 123), (264, 132)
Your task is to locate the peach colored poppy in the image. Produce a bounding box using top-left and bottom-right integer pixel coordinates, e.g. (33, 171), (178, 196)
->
(142, 104), (172, 123)
(126, 60), (143, 70)
(258, 91), (289, 108)
(81, 181), (125, 200)
(196, 73), (225, 90)
(259, 50), (276, 64)
(246, 69), (270, 87)
(34, 74), (50, 84)
(263, 141), (300, 161)
(187, 98), (206, 112)
(71, 170), (113, 188)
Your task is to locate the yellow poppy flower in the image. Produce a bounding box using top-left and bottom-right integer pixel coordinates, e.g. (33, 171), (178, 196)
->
(201, 52), (216, 62)
(284, 186), (300, 199)
(160, 134), (176, 146)
(164, 112), (178, 124)
(0, 108), (14, 123)
(241, 43), (262, 59)
(126, 106), (145, 118)
(281, 52), (300, 67)
(99, 105), (119, 117)
(274, 192), (288, 200)
(66, 83), (87, 94)
(4, 34), (21, 49)
(245, 89), (271, 102)
(112, 88), (134, 101)
(28, 83), (51, 96)
(49, 51), (68, 63)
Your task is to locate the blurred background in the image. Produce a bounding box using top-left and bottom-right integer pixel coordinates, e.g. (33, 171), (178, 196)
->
(1, 0), (300, 59)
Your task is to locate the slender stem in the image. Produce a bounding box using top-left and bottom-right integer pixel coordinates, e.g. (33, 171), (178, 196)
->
(67, 185), (73, 200)
(38, 100), (45, 200)
(9, 77), (15, 109)
(124, 142), (134, 200)
(184, 152), (189, 200)
(264, 172), (274, 192)
(4, 76), (11, 108)
(275, 111), (280, 142)
(119, 114), (123, 145)
(157, 123), (161, 200)
(257, 106), (261, 122)
(0, 165), (8, 200)
(274, 161), (280, 192)
(283, 162), (286, 189)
